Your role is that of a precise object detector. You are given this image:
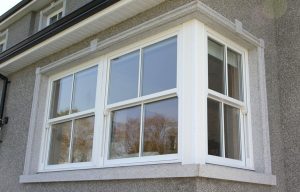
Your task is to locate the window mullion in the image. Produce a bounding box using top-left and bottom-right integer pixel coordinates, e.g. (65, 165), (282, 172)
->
(69, 74), (75, 114)
(220, 102), (225, 158)
(138, 48), (143, 97)
(68, 120), (75, 163)
(224, 46), (228, 96)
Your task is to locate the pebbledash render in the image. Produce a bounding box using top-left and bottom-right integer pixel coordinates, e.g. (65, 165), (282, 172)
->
(0, 0), (298, 192)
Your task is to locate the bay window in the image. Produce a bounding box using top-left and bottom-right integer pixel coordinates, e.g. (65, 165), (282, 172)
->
(105, 36), (178, 164)
(35, 22), (253, 174)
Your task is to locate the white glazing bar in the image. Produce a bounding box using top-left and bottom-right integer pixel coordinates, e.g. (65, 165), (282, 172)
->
(224, 46), (228, 96)
(221, 102), (225, 158)
(137, 48), (142, 97)
(69, 74), (75, 115)
(68, 120), (74, 163)
(138, 104), (144, 157)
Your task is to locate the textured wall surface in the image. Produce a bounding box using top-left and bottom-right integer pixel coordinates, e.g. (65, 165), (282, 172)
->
(65, 0), (93, 15)
(6, 13), (33, 49)
(276, 0), (300, 192)
(0, 0), (297, 191)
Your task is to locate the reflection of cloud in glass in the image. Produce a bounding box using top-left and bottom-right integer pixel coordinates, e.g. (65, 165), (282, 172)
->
(72, 66), (98, 113)
(108, 51), (139, 104)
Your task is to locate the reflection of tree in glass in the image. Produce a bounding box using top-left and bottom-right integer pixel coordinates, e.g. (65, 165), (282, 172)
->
(143, 114), (177, 155)
(110, 117), (140, 159)
(72, 116), (94, 163)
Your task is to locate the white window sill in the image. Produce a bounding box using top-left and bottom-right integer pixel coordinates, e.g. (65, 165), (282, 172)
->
(20, 163), (276, 186)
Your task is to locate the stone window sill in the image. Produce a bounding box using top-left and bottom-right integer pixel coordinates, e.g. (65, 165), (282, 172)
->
(20, 163), (276, 185)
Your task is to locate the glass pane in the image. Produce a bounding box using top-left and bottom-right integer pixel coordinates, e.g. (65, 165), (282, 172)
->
(108, 51), (139, 104)
(71, 116), (95, 163)
(208, 39), (225, 94)
(143, 98), (178, 156)
(142, 37), (177, 95)
(227, 49), (243, 100)
(58, 12), (63, 19)
(72, 66), (97, 113)
(224, 104), (241, 160)
(50, 75), (72, 118)
(0, 43), (4, 52)
(109, 106), (141, 159)
(207, 99), (222, 157)
(48, 121), (71, 165)
(49, 15), (58, 25)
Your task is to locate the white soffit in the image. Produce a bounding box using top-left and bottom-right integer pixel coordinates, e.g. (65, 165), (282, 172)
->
(0, 0), (164, 74)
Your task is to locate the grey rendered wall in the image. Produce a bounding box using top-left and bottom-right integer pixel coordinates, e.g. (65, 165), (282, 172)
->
(6, 0), (94, 45)
(6, 13), (34, 49)
(276, 1), (300, 192)
(65, 0), (94, 15)
(0, 0), (293, 191)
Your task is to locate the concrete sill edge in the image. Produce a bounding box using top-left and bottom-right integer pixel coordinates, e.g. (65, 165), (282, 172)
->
(20, 164), (276, 185)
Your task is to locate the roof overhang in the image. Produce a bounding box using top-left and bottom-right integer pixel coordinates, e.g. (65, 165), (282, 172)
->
(0, 0), (165, 75)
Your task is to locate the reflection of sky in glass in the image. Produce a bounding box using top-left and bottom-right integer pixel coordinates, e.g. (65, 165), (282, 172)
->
(144, 98), (178, 120)
(142, 37), (177, 96)
(208, 39), (225, 94)
(72, 66), (97, 113)
(108, 51), (139, 104)
(227, 49), (243, 101)
(50, 75), (72, 118)
(112, 106), (141, 124)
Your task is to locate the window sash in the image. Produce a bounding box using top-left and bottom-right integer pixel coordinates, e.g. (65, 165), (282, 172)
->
(47, 9), (63, 26)
(207, 35), (248, 168)
(104, 34), (179, 165)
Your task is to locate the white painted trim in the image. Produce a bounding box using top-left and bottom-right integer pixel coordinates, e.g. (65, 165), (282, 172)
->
(23, 67), (42, 175)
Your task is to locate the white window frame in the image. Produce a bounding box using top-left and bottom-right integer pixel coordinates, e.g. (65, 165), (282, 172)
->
(103, 31), (181, 167)
(46, 8), (64, 26)
(38, 27), (183, 172)
(39, 59), (103, 172)
(39, 0), (66, 30)
(205, 29), (253, 170)
(0, 30), (8, 53)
